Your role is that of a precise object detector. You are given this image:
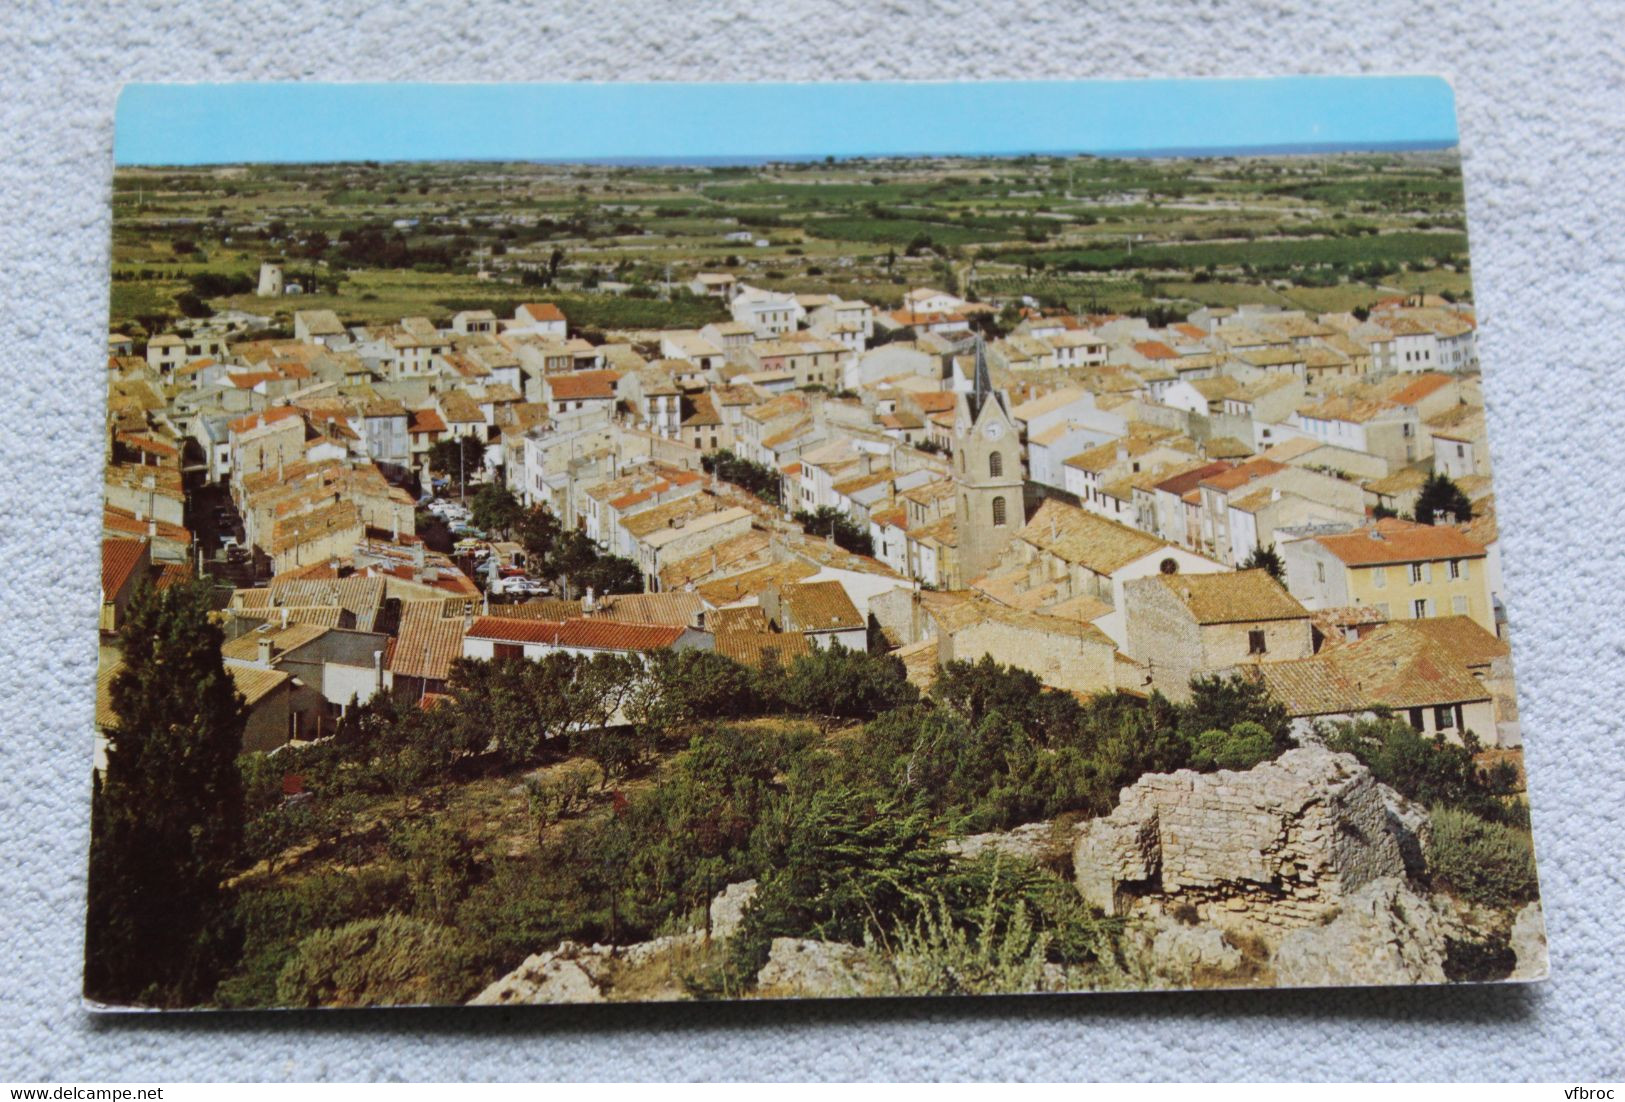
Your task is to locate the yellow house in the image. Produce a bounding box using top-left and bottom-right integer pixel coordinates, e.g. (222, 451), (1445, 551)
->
(1281, 518), (1492, 633)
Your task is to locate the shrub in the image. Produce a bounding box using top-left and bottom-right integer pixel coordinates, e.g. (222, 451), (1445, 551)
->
(274, 914), (481, 1007)
(1188, 721), (1278, 772)
(1425, 806), (1538, 907)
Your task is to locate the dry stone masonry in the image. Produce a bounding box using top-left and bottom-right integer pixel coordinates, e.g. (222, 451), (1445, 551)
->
(1074, 746), (1419, 930)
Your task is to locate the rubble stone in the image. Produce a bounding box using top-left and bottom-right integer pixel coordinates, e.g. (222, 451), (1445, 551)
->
(754, 938), (875, 998)
(1074, 747), (1410, 930)
(708, 879), (758, 942)
(1509, 900), (1550, 981)
(1273, 877), (1449, 986)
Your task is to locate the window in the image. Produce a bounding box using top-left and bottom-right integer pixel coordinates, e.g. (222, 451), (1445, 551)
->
(1410, 563), (1424, 584)
(1248, 629), (1267, 655)
(989, 451), (1003, 478)
(1456, 443), (1466, 458)
(1448, 559), (1461, 579)
(1435, 705), (1457, 731)
(1408, 708), (1425, 731)
(493, 643), (525, 663)
(1315, 561), (1326, 584)
(1159, 557), (1180, 575)
(1413, 598), (1431, 619)
(1452, 596), (1469, 615)
(992, 496), (1007, 527)
(1373, 566), (1386, 588)
(1374, 603), (1390, 618)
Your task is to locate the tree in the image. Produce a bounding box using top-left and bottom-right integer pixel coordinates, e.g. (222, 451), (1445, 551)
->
(86, 579), (247, 1007)
(1241, 544), (1285, 582)
(470, 483), (522, 538)
(575, 552), (643, 597)
(793, 506), (873, 557)
(516, 504), (562, 570)
(427, 436), (485, 495)
(1414, 472), (1473, 526)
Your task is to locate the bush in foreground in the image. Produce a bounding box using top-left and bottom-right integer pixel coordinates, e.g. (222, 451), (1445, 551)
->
(1425, 805), (1538, 908)
(274, 914), (482, 1007)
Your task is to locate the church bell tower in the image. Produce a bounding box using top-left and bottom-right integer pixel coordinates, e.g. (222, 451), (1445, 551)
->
(952, 335), (1023, 585)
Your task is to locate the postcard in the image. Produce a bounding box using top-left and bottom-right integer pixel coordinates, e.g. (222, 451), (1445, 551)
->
(89, 77), (1545, 1010)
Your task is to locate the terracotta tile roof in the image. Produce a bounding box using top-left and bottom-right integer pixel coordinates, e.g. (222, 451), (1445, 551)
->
(1255, 621), (1491, 717)
(1384, 372), (1454, 407)
(1202, 436), (1255, 460)
(520, 303), (566, 322)
(268, 500), (364, 555)
(410, 408), (448, 434)
(1401, 615), (1509, 666)
(547, 370), (621, 401)
(1154, 460), (1233, 495)
(695, 561), (818, 607)
(221, 622), (332, 663)
(777, 580), (863, 633)
(708, 605), (771, 634)
(101, 538), (148, 598)
(1133, 340), (1180, 360)
(229, 406), (304, 435)
(391, 601), (467, 681)
(1313, 518), (1487, 566)
(1149, 569), (1309, 625)
(1017, 499), (1171, 575)
(1296, 395), (1399, 424)
(115, 432), (179, 458)
(467, 616), (687, 652)
(1200, 458), (1286, 493)
(714, 629), (811, 669)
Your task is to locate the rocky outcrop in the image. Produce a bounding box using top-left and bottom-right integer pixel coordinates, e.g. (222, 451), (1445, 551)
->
(1509, 900), (1550, 981)
(470, 932), (704, 1005)
(471, 939), (615, 1005)
(708, 879), (757, 942)
(1273, 877), (1449, 986)
(1074, 747), (1412, 931)
(754, 938), (875, 998)
(946, 821), (1074, 863)
(1380, 785), (1432, 879)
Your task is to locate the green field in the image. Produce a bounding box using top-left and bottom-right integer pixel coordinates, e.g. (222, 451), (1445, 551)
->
(107, 151), (1473, 335)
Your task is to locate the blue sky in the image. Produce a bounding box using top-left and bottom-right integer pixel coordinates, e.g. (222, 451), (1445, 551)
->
(114, 77), (1458, 166)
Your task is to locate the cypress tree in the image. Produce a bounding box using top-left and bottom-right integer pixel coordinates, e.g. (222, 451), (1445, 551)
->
(85, 579), (246, 1007)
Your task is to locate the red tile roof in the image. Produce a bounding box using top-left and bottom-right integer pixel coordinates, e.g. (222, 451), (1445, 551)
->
(520, 303), (565, 322)
(1199, 458), (1286, 493)
(101, 538), (147, 599)
(229, 406), (303, 435)
(547, 370), (621, 401)
(1386, 372), (1454, 407)
(1133, 340), (1180, 360)
(409, 408), (448, 434)
(1153, 460), (1233, 496)
(1314, 518), (1487, 566)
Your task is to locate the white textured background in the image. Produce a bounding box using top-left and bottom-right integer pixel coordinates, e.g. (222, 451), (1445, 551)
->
(2, 0), (1621, 1082)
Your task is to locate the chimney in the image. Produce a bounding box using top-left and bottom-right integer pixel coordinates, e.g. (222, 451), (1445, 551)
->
(412, 542), (426, 580)
(280, 607), (289, 629)
(147, 519), (157, 538)
(583, 586), (596, 614)
(373, 649), (384, 692)
(257, 636), (274, 667)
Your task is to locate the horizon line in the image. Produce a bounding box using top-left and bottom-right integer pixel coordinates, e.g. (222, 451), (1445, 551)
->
(119, 138), (1459, 171)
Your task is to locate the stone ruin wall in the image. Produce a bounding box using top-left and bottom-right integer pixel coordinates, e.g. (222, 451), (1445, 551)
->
(1075, 747), (1409, 931)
